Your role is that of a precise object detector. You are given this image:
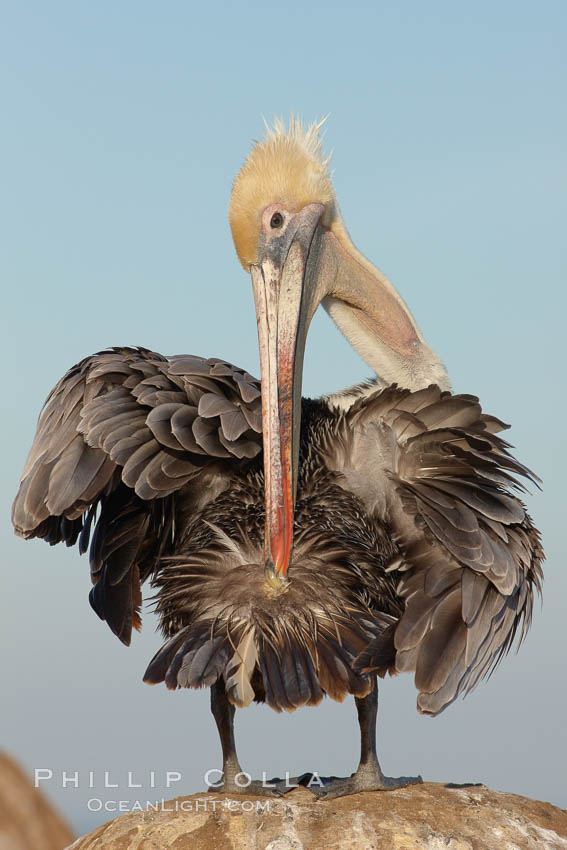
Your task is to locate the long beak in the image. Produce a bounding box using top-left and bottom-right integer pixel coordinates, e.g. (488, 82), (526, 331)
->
(250, 204), (325, 583)
(250, 201), (448, 585)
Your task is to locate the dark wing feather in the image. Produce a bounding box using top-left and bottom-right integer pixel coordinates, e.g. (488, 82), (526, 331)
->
(325, 385), (543, 715)
(12, 347), (262, 644)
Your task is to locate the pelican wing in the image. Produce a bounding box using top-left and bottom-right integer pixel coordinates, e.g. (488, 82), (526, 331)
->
(12, 346), (262, 644)
(323, 385), (543, 715)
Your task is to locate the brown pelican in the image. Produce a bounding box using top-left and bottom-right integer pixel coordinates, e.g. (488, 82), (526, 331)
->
(12, 119), (543, 799)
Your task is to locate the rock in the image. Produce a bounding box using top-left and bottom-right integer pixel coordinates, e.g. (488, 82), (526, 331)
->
(0, 752), (74, 850)
(67, 781), (566, 850)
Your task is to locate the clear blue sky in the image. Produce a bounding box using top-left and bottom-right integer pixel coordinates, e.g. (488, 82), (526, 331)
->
(1, 0), (565, 836)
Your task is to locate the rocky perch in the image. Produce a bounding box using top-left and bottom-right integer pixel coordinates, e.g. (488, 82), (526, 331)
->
(0, 752), (74, 850)
(68, 782), (566, 850)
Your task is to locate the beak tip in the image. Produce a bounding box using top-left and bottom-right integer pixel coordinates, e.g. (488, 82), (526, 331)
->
(264, 562), (289, 589)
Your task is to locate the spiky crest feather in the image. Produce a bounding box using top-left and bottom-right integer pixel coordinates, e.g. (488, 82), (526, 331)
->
(229, 116), (338, 269)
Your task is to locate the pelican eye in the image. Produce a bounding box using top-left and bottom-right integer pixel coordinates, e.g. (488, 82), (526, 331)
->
(270, 212), (284, 229)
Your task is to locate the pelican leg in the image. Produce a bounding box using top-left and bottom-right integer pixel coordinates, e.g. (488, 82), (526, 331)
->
(208, 682), (285, 796)
(315, 677), (422, 799)
(209, 682), (243, 792)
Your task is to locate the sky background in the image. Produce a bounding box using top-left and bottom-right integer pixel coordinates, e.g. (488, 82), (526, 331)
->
(1, 0), (565, 838)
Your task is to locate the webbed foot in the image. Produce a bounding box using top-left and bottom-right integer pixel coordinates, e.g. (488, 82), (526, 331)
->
(313, 768), (423, 799)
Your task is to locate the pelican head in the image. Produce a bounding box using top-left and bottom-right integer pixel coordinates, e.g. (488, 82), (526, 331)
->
(229, 117), (449, 581)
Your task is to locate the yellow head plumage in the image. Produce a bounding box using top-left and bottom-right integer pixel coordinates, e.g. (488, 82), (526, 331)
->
(229, 117), (338, 269)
